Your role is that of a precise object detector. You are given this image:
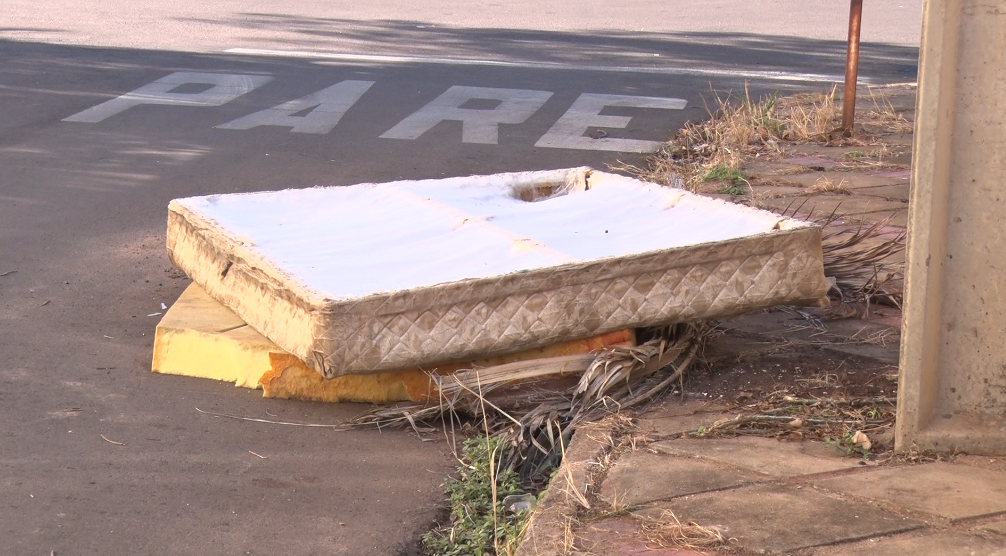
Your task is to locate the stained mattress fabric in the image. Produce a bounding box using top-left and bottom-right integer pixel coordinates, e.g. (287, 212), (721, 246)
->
(166, 168), (828, 378)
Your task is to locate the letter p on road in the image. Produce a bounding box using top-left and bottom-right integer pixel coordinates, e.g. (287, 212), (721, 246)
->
(63, 72), (274, 123)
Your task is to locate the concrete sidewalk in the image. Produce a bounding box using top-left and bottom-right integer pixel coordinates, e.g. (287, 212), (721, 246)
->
(517, 310), (1006, 556)
(587, 397), (1006, 555)
(515, 84), (1006, 555)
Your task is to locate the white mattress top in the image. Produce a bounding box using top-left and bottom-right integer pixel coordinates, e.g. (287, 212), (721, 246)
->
(175, 169), (788, 301)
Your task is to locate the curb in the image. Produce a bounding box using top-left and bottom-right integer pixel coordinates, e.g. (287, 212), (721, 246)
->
(515, 424), (611, 556)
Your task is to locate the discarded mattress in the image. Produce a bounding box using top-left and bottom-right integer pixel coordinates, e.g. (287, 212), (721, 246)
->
(166, 168), (828, 378)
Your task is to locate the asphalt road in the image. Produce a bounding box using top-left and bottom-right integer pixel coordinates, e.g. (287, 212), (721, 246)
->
(0, 2), (921, 555)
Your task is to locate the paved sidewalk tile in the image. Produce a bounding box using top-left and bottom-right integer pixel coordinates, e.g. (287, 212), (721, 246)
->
(599, 450), (753, 507)
(575, 515), (706, 556)
(872, 208), (907, 227)
(814, 462), (1006, 521)
(636, 406), (734, 439)
(641, 484), (921, 554)
(750, 185), (808, 198)
(810, 530), (1006, 556)
(762, 195), (906, 217)
(780, 171), (904, 190)
(652, 436), (862, 478)
(782, 156), (839, 168)
(854, 183), (911, 201)
(981, 518), (1006, 536)
(820, 342), (900, 365)
(868, 169), (912, 181)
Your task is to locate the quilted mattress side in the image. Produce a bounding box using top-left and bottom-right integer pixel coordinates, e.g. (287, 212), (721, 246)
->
(309, 225), (828, 377)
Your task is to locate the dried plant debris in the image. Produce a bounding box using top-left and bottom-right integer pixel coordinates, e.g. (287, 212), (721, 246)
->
(808, 208), (905, 307)
(638, 509), (733, 551)
(877, 442), (956, 465)
(686, 390), (896, 459)
(614, 84), (912, 195)
(806, 176), (852, 195)
(352, 323), (709, 486)
(759, 201), (905, 309)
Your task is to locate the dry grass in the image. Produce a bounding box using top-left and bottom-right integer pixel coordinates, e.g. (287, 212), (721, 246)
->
(560, 516), (578, 556)
(638, 510), (732, 550)
(777, 88), (841, 141)
(807, 176), (852, 195)
(559, 435), (591, 510)
(848, 326), (900, 347)
(795, 372), (839, 388)
(614, 84), (846, 192)
(616, 84), (912, 199)
(863, 86), (915, 134)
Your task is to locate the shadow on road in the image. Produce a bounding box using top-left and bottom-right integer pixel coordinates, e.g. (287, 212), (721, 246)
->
(167, 15), (919, 79)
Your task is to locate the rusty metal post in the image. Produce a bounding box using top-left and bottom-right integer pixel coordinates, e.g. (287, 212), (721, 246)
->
(841, 0), (864, 136)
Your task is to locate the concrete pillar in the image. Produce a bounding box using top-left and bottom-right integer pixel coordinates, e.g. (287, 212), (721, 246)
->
(896, 0), (1006, 454)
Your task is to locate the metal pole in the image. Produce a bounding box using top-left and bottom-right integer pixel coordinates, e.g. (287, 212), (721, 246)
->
(841, 0), (864, 136)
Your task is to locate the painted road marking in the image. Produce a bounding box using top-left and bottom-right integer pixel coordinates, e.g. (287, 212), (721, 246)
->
(216, 80), (375, 134)
(62, 72), (688, 152)
(63, 72), (273, 123)
(537, 94), (688, 152)
(380, 86), (553, 144)
(224, 47), (851, 83)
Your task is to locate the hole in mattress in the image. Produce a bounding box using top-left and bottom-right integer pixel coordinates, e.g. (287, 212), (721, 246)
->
(512, 182), (566, 202)
(510, 170), (592, 203)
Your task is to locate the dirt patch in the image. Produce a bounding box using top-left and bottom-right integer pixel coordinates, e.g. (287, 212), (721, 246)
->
(684, 347), (896, 403)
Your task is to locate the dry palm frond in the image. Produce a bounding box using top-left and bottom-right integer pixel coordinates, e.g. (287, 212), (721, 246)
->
(638, 510), (731, 550)
(351, 323), (708, 485)
(773, 203), (906, 306)
(821, 218), (906, 306)
(349, 403), (444, 436)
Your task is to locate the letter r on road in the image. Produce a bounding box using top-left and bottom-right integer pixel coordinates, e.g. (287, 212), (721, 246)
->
(381, 86), (553, 144)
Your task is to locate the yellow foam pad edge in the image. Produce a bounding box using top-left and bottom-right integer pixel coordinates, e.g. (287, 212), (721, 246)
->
(153, 283), (634, 404)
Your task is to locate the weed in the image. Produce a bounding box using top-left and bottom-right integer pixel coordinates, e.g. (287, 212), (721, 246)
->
(423, 435), (532, 556)
(845, 150), (865, 158)
(718, 184), (747, 196)
(704, 164), (746, 184)
(824, 430), (873, 460)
